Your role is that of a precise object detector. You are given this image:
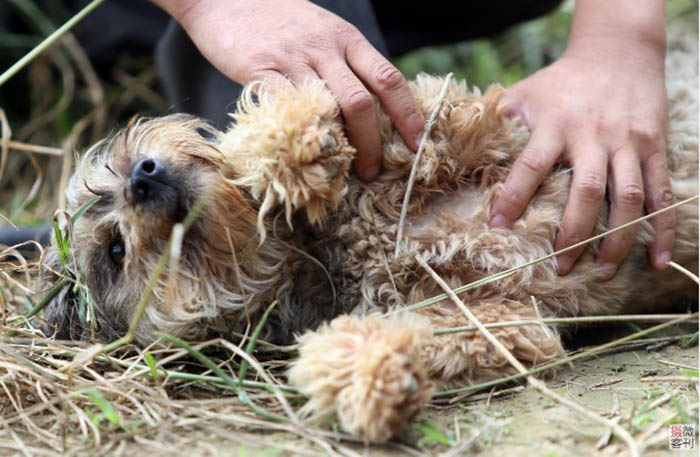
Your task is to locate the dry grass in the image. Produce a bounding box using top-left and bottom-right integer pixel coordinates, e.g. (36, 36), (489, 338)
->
(1, 3), (698, 456)
(1, 247), (697, 456)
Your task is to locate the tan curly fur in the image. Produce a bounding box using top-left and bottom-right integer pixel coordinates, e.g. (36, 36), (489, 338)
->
(40, 37), (697, 442)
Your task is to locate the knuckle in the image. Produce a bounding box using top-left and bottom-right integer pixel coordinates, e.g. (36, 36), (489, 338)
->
(334, 21), (359, 41)
(630, 125), (665, 150)
(301, 34), (334, 59)
(373, 63), (405, 92)
(245, 52), (281, 77)
(518, 152), (548, 176)
(557, 225), (585, 248)
(248, 50), (278, 67)
(576, 172), (606, 203)
(550, 111), (572, 130)
(618, 183), (645, 207)
(342, 90), (374, 115)
(651, 187), (675, 210)
(303, 31), (324, 48)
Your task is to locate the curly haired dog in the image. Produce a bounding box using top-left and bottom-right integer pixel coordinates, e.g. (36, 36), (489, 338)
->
(41, 39), (697, 441)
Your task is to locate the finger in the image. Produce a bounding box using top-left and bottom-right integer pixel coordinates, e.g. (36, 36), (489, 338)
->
(642, 150), (676, 270)
(246, 63), (323, 92)
(554, 143), (608, 275)
(345, 39), (424, 151)
(489, 126), (564, 228)
(246, 69), (295, 93)
(596, 147), (645, 279)
(317, 61), (382, 181)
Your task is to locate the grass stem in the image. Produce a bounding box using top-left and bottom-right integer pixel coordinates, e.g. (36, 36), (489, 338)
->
(394, 73), (453, 256)
(433, 314), (697, 335)
(0, 0), (104, 87)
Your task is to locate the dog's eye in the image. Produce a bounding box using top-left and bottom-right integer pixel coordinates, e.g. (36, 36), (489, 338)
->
(108, 237), (125, 265)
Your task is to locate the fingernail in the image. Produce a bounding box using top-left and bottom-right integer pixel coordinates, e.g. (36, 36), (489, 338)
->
(489, 213), (509, 229)
(505, 105), (520, 120)
(656, 251), (671, 268)
(597, 262), (617, 280)
(360, 164), (380, 181)
(504, 100), (526, 123)
(414, 130), (424, 150)
(556, 257), (571, 276)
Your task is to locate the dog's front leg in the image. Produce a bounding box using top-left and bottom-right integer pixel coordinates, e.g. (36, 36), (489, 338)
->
(219, 81), (356, 230)
(288, 313), (435, 442)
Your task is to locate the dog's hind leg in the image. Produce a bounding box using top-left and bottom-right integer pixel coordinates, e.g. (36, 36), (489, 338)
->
(417, 297), (564, 384)
(288, 313), (435, 442)
(288, 296), (564, 442)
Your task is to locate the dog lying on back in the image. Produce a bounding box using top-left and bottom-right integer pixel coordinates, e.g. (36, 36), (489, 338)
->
(40, 39), (697, 441)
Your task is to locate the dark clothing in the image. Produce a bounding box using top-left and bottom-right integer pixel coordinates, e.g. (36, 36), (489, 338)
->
(371, 1), (565, 56)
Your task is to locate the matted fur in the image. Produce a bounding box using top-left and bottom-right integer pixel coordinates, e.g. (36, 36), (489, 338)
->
(40, 39), (697, 441)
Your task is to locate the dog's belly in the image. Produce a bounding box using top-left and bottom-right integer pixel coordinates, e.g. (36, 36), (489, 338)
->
(405, 188), (489, 241)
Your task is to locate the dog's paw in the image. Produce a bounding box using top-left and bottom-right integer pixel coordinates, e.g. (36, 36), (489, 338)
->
(288, 314), (434, 442)
(335, 341), (432, 442)
(287, 121), (354, 225)
(220, 79), (355, 237)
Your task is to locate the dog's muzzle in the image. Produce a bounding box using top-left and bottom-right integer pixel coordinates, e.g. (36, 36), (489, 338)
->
(129, 158), (171, 203)
(127, 157), (187, 223)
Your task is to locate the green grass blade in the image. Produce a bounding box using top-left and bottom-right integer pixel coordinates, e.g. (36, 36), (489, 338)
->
(143, 350), (162, 380)
(0, 0), (105, 87)
(86, 389), (121, 427)
(23, 277), (68, 319)
(238, 300), (277, 388)
(159, 333), (285, 422)
(70, 196), (101, 225)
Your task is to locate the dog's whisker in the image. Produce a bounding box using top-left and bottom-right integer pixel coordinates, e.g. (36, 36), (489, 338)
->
(165, 223), (185, 305)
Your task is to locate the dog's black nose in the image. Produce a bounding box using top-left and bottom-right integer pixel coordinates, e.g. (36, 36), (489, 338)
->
(130, 158), (168, 203)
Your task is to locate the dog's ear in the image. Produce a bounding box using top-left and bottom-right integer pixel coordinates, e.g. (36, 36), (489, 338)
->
(194, 123), (220, 143)
(37, 246), (79, 340)
(161, 113), (222, 143)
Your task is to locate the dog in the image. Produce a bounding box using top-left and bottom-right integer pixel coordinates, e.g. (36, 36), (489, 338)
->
(40, 37), (698, 441)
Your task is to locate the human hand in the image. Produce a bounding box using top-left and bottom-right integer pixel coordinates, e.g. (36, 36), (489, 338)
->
(489, 32), (673, 280)
(155, 0), (425, 181)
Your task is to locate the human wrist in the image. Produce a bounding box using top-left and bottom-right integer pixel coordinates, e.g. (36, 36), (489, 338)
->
(151, 0), (201, 23)
(566, 1), (666, 66)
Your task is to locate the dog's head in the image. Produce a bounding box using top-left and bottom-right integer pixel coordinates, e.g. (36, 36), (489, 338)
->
(40, 114), (265, 343)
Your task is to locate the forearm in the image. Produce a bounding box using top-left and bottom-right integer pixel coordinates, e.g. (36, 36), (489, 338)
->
(151, 0), (308, 28)
(151, 0), (202, 22)
(567, 0), (666, 63)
